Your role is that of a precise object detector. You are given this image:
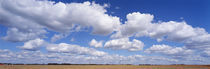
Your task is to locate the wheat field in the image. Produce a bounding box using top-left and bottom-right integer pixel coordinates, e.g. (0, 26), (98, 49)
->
(0, 65), (209, 69)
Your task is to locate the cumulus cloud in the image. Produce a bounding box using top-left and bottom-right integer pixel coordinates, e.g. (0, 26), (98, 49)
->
(0, 0), (120, 42)
(143, 45), (209, 62)
(51, 33), (68, 42)
(19, 38), (45, 51)
(1, 0), (210, 64)
(111, 12), (205, 42)
(46, 43), (107, 56)
(111, 12), (210, 51)
(111, 12), (154, 38)
(2, 27), (46, 42)
(148, 21), (207, 43)
(0, 49), (186, 64)
(3, 49), (208, 64)
(145, 44), (194, 56)
(89, 39), (103, 48)
(104, 38), (144, 51)
(18, 39), (106, 56)
(1, 0), (209, 52)
(185, 34), (210, 50)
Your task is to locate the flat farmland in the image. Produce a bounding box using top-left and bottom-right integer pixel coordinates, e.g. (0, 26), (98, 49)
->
(0, 65), (209, 69)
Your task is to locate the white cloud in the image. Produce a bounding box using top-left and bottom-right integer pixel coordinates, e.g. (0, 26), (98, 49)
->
(111, 12), (153, 38)
(19, 38), (45, 51)
(185, 34), (210, 50)
(89, 39), (103, 48)
(0, 0), (120, 42)
(46, 43), (107, 56)
(0, 0), (210, 64)
(144, 45), (209, 62)
(111, 12), (210, 51)
(2, 27), (46, 42)
(150, 21), (201, 42)
(148, 22), (210, 51)
(145, 44), (193, 56)
(51, 33), (68, 42)
(1, 49), (210, 64)
(104, 38), (144, 51)
(111, 12), (203, 42)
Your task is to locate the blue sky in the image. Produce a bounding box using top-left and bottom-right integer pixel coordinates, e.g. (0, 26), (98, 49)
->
(0, 0), (210, 64)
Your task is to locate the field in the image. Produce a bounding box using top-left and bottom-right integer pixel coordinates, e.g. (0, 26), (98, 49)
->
(0, 65), (210, 69)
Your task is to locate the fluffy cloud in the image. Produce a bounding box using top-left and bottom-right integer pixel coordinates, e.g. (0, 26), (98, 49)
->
(104, 38), (144, 51)
(2, 28), (46, 42)
(0, 49), (182, 64)
(145, 44), (193, 56)
(148, 21), (207, 43)
(2, 49), (207, 64)
(111, 12), (154, 38)
(46, 43), (107, 56)
(111, 12), (206, 42)
(51, 33), (69, 42)
(111, 12), (210, 51)
(89, 39), (103, 48)
(19, 38), (45, 51)
(185, 34), (210, 50)
(143, 45), (209, 62)
(18, 39), (106, 56)
(1, 0), (210, 64)
(0, 0), (120, 42)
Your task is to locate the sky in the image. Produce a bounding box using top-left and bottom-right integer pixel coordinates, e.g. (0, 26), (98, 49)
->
(0, 0), (210, 64)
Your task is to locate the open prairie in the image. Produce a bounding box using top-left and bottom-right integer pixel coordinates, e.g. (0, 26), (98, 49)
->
(0, 65), (209, 69)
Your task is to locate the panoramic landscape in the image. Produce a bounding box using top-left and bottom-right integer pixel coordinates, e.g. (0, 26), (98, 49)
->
(0, 0), (210, 69)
